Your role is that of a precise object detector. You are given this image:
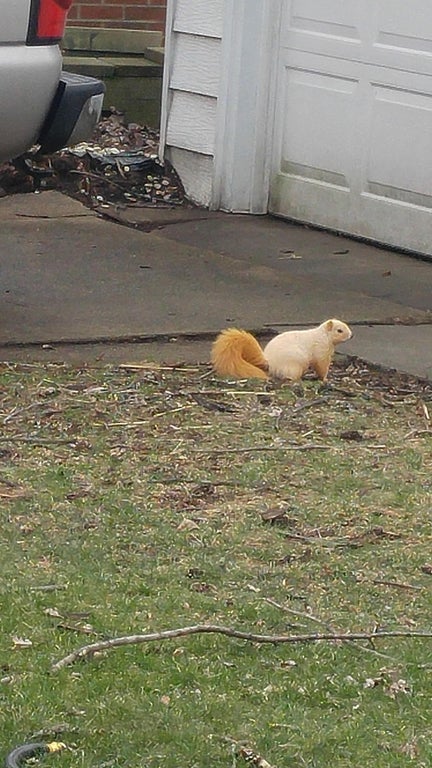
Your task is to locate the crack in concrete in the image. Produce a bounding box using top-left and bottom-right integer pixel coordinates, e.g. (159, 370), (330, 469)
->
(95, 207), (216, 233)
(0, 319), (431, 350)
(268, 318), (432, 328)
(14, 213), (91, 220)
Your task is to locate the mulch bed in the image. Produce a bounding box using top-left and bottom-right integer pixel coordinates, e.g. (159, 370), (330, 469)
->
(0, 109), (188, 211)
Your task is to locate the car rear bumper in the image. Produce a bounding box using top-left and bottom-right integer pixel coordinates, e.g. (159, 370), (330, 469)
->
(38, 71), (105, 154)
(0, 44), (61, 162)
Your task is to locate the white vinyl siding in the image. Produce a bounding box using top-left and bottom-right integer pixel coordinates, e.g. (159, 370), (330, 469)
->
(166, 91), (217, 155)
(161, 0), (224, 206)
(173, 0), (224, 38)
(170, 35), (221, 98)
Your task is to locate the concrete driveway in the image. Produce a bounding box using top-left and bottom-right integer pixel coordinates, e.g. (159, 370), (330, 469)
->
(0, 191), (430, 378)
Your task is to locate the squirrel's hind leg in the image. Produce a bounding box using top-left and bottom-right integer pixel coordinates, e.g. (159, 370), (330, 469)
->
(312, 358), (331, 382)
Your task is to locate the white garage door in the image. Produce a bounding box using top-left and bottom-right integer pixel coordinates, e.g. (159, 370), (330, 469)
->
(269, 1), (432, 255)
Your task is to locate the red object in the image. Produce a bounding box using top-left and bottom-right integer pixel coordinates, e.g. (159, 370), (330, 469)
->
(28, 0), (74, 43)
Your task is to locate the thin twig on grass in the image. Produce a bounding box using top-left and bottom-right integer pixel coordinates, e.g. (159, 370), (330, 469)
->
(291, 397), (329, 413)
(283, 532), (360, 548)
(118, 364), (201, 373)
(404, 429), (431, 439)
(152, 477), (254, 488)
(108, 404), (195, 427)
(70, 168), (127, 191)
(284, 526), (401, 548)
(263, 598), (334, 632)
(0, 436), (85, 446)
(51, 624), (432, 671)
(181, 389), (267, 396)
(0, 488), (30, 499)
(372, 578), (422, 591)
(3, 401), (47, 424)
(262, 598), (402, 664)
(192, 443), (331, 455)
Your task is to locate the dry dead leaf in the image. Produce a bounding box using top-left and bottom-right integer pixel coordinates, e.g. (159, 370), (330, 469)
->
(57, 622), (95, 635)
(399, 739), (419, 760)
(364, 668), (411, 698)
(387, 678), (411, 699)
(44, 608), (62, 618)
(259, 507), (295, 527)
(190, 582), (216, 593)
(417, 399), (430, 422)
(0, 486), (30, 499)
(246, 584), (261, 593)
(339, 429), (364, 441)
(238, 746), (275, 768)
(177, 518), (200, 532)
(12, 636), (32, 649)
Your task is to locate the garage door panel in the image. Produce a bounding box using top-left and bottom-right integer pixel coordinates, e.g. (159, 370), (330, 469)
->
(376, 27), (432, 56)
(270, 170), (432, 253)
(375, 1), (432, 53)
(373, 5), (432, 74)
(271, 0), (432, 254)
(365, 184), (432, 211)
(287, 0), (360, 39)
(279, 66), (359, 190)
(283, 0), (432, 73)
(366, 89), (432, 207)
(270, 173), (351, 234)
(282, 0), (362, 59)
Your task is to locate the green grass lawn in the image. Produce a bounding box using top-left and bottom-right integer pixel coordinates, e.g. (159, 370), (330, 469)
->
(0, 359), (431, 767)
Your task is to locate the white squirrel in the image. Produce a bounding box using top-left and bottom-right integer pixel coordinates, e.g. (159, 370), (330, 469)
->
(211, 319), (352, 382)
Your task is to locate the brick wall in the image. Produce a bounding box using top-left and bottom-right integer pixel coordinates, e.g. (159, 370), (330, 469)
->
(67, 1), (167, 34)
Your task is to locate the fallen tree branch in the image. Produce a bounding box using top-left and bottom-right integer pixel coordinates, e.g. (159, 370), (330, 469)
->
(51, 624), (432, 671)
(262, 598), (401, 664)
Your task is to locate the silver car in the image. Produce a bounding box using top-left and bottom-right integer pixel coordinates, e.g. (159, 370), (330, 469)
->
(0, 0), (104, 163)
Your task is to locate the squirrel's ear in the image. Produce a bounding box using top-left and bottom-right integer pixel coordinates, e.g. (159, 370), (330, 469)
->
(325, 319), (334, 331)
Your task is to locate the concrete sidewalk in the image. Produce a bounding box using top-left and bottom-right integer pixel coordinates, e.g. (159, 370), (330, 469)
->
(0, 191), (430, 378)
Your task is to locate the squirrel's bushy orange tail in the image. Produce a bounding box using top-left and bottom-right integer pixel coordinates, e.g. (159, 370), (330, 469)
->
(211, 328), (269, 379)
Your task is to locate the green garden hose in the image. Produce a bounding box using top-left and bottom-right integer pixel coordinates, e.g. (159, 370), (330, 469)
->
(5, 742), (65, 767)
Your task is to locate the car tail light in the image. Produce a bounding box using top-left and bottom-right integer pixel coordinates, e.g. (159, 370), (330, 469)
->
(27, 0), (74, 45)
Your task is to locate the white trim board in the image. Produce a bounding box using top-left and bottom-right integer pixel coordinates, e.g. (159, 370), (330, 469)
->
(213, 0), (283, 213)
